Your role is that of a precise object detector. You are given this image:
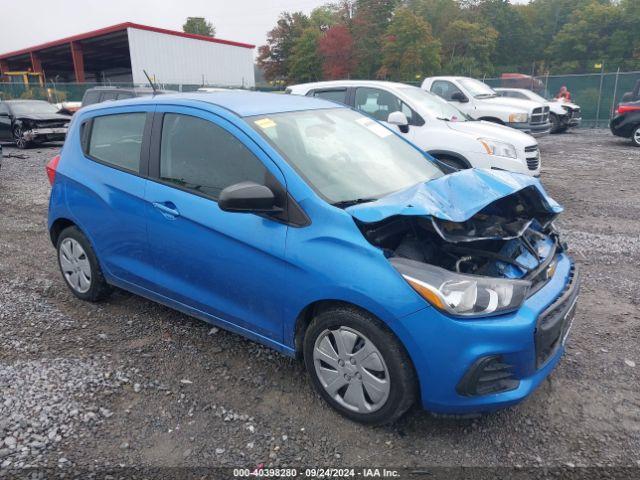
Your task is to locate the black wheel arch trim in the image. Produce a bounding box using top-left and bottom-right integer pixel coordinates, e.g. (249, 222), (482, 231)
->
(427, 150), (472, 168)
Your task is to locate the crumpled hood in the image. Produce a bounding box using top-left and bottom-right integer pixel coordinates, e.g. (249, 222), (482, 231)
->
(346, 169), (562, 224)
(17, 113), (71, 122)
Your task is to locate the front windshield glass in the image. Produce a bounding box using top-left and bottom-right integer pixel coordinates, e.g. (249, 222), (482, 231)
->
(523, 90), (548, 103)
(399, 86), (468, 122)
(250, 108), (443, 205)
(459, 78), (497, 98)
(9, 101), (60, 116)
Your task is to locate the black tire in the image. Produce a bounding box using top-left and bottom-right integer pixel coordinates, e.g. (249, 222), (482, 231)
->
(303, 306), (418, 425)
(56, 226), (112, 302)
(549, 113), (561, 134)
(13, 125), (31, 149)
(632, 125), (640, 147)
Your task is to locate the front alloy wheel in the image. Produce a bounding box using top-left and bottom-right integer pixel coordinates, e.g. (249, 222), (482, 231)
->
(13, 126), (29, 149)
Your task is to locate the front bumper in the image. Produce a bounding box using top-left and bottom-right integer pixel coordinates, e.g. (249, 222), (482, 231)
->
(508, 121), (552, 137)
(567, 116), (582, 127)
(393, 253), (578, 414)
(23, 127), (68, 142)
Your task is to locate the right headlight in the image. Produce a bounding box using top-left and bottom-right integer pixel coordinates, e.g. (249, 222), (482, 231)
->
(509, 112), (529, 123)
(391, 258), (531, 318)
(478, 138), (517, 159)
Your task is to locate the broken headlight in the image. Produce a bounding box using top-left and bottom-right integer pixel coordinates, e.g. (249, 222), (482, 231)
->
(391, 258), (531, 317)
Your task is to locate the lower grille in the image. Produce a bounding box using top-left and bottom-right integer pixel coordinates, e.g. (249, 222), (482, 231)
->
(535, 263), (580, 367)
(457, 356), (519, 397)
(525, 145), (540, 170)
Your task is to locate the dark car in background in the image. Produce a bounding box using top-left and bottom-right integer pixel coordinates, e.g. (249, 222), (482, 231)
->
(81, 86), (172, 107)
(610, 101), (640, 146)
(0, 100), (71, 149)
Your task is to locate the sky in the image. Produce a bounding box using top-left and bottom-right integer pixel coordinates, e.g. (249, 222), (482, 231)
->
(1, 0), (530, 56)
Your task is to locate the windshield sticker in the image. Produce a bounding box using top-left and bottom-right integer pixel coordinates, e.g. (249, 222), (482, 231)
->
(356, 117), (393, 138)
(255, 118), (277, 129)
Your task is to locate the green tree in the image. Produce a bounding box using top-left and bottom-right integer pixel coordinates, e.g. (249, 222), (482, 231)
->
(547, 1), (626, 71)
(288, 28), (323, 83)
(182, 17), (216, 37)
(441, 19), (497, 74)
(406, 0), (461, 38)
(352, 0), (398, 78)
(257, 12), (310, 82)
(379, 7), (440, 80)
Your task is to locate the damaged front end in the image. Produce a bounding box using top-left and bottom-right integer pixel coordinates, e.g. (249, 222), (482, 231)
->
(348, 170), (566, 318)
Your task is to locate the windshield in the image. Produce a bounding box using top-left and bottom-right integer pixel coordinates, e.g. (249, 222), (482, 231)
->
(398, 86), (469, 122)
(250, 108), (443, 205)
(459, 79), (497, 98)
(522, 90), (548, 103)
(9, 101), (60, 116)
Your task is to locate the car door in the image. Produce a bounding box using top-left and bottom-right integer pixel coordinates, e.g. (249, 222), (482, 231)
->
(353, 87), (421, 143)
(0, 103), (12, 140)
(76, 108), (154, 288)
(144, 106), (288, 342)
(430, 80), (474, 116)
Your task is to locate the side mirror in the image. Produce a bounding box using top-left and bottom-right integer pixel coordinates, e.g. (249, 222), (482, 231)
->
(219, 181), (281, 214)
(387, 111), (410, 133)
(451, 92), (469, 103)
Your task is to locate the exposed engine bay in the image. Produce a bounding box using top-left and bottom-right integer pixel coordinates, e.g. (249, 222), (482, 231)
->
(354, 186), (565, 317)
(358, 187), (563, 283)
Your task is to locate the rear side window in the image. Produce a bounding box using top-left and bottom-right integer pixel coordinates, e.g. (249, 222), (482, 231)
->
(87, 113), (147, 172)
(159, 113), (267, 200)
(312, 89), (347, 105)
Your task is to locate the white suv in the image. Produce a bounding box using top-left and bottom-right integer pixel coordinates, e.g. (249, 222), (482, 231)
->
(286, 80), (541, 176)
(422, 76), (551, 137)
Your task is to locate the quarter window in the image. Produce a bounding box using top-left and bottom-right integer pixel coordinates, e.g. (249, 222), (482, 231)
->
(159, 113), (268, 200)
(87, 113), (147, 172)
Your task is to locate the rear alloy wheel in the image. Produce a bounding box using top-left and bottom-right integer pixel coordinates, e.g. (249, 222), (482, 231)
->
(304, 306), (417, 425)
(632, 126), (640, 147)
(13, 126), (30, 149)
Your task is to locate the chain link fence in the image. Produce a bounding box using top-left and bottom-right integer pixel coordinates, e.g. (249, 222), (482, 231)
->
(2, 72), (639, 128)
(484, 71), (640, 128)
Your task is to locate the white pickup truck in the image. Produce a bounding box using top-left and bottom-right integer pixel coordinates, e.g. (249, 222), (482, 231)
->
(422, 76), (551, 136)
(287, 80), (541, 176)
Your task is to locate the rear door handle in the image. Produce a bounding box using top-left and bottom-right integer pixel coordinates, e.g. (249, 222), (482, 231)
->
(152, 201), (180, 218)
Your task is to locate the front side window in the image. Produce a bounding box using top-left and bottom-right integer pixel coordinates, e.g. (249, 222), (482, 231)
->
(430, 80), (464, 102)
(313, 89), (347, 104)
(87, 112), (147, 172)
(398, 86), (469, 122)
(251, 108), (442, 205)
(355, 88), (422, 126)
(160, 113), (268, 200)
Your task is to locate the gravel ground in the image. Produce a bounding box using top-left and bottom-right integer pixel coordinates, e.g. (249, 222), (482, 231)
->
(0, 130), (639, 475)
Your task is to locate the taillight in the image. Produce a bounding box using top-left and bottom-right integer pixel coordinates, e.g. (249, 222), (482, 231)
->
(46, 154), (61, 186)
(617, 104), (640, 115)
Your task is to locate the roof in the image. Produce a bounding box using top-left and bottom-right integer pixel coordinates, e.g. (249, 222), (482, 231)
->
(0, 22), (254, 60)
(86, 91), (344, 117)
(288, 80), (414, 92)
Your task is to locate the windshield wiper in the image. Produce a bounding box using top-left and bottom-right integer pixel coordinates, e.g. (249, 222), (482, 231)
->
(332, 198), (378, 209)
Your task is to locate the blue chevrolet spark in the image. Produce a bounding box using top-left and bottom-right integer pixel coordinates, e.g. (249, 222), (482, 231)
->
(47, 91), (579, 424)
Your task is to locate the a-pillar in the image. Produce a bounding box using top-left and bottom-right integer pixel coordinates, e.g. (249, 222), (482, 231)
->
(70, 41), (85, 83)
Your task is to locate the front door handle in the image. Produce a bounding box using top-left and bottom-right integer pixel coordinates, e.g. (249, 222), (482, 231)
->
(152, 201), (180, 218)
